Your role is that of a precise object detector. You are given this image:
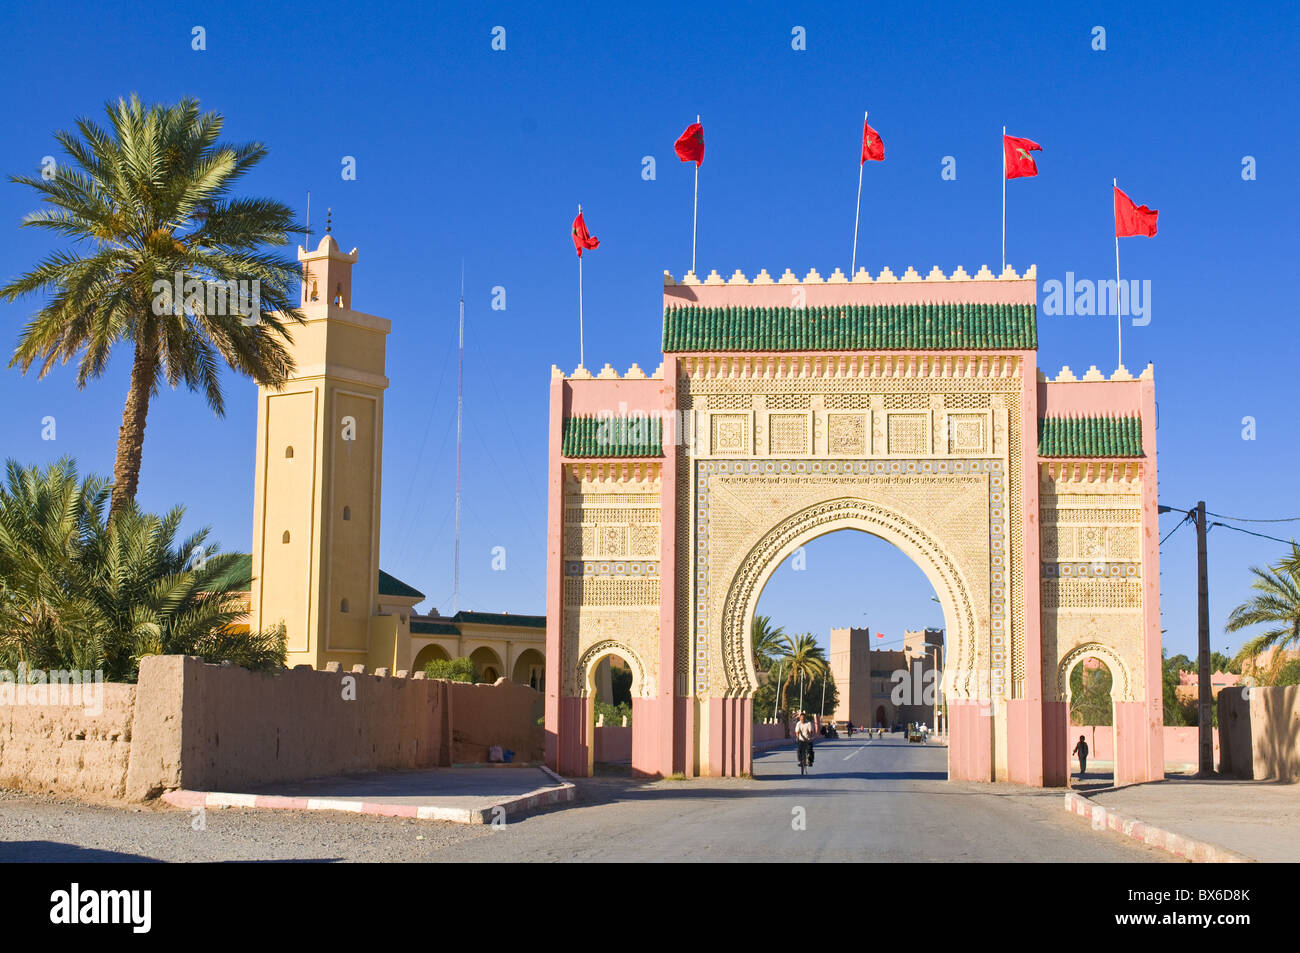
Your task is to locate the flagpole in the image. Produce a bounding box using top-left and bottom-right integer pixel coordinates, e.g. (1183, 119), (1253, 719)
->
(852, 111), (866, 277)
(691, 114), (700, 275)
(578, 205), (585, 367)
(1113, 178), (1122, 370)
(1001, 125), (1007, 273)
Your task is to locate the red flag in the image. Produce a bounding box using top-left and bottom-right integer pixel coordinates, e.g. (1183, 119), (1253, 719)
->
(1114, 186), (1158, 237)
(1003, 134), (1042, 179)
(571, 211), (599, 257)
(675, 122), (705, 166)
(861, 117), (885, 163)
(876, 632), (884, 640)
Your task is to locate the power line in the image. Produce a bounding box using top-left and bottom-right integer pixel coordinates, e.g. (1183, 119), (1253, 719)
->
(1160, 514), (1192, 547)
(1207, 522), (1297, 547)
(1206, 511), (1300, 524)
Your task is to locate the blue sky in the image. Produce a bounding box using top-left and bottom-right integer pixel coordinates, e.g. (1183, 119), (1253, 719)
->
(0, 1), (1296, 661)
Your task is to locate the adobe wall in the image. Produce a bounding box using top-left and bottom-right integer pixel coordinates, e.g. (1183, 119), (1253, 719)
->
(448, 679), (545, 764)
(2, 655), (547, 802)
(0, 682), (137, 802)
(1218, 686), (1300, 782)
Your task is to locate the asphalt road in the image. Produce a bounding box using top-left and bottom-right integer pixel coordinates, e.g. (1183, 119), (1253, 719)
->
(0, 737), (1172, 862)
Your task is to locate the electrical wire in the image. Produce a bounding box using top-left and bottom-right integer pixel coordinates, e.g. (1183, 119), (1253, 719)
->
(1207, 511), (1300, 523)
(1160, 514), (1192, 547)
(1207, 522), (1297, 547)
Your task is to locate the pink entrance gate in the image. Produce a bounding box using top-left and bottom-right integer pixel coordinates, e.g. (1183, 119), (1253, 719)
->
(545, 263), (1164, 785)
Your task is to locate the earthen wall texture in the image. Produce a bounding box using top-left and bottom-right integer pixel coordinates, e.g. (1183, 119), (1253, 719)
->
(0, 683), (137, 801)
(3, 656), (545, 802)
(1219, 686), (1300, 782)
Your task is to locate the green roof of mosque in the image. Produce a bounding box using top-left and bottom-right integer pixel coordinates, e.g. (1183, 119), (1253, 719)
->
(378, 570), (425, 600)
(452, 611), (547, 629)
(662, 303), (1038, 352)
(562, 415), (663, 457)
(1037, 416), (1144, 458)
(219, 557), (425, 600)
(410, 619), (461, 636)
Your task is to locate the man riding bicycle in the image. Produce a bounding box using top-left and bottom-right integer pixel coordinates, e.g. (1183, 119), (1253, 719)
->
(794, 712), (815, 772)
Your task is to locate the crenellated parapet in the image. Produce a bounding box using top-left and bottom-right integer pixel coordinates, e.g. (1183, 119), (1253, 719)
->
(1037, 363), (1152, 383)
(552, 361), (665, 381)
(665, 264), (1036, 286)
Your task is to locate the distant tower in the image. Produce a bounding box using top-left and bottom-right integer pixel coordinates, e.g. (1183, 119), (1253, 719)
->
(249, 232), (392, 669)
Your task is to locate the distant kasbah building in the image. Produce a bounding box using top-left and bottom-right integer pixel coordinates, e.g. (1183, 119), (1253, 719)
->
(1174, 669), (1241, 702)
(829, 627), (944, 730)
(238, 233), (544, 684)
(1241, 647), (1300, 681)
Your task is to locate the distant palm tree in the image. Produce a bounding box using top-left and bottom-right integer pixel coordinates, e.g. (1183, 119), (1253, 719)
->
(0, 458), (285, 681)
(778, 633), (828, 713)
(1227, 543), (1300, 682)
(751, 614), (791, 672)
(2, 95), (304, 516)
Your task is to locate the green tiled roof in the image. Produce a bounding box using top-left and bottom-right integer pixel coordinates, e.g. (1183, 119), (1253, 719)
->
(411, 619), (460, 636)
(662, 303), (1038, 352)
(378, 570), (425, 600)
(562, 415), (662, 457)
(1038, 416), (1143, 457)
(218, 557), (426, 601)
(452, 611), (546, 629)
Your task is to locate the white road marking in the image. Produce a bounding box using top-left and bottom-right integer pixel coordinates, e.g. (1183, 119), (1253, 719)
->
(843, 746), (865, 761)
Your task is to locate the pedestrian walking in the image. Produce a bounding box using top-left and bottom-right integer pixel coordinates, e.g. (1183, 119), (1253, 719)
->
(1072, 734), (1089, 782)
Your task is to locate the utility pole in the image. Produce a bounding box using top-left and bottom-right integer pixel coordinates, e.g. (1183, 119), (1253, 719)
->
(1195, 500), (1213, 775)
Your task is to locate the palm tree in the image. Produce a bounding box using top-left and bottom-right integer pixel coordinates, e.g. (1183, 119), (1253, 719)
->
(777, 633), (829, 713)
(2, 95), (305, 516)
(751, 614), (791, 673)
(1227, 543), (1300, 682)
(0, 458), (285, 681)
(0, 458), (109, 670)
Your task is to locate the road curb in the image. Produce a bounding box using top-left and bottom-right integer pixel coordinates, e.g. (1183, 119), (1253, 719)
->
(162, 772), (577, 825)
(1062, 791), (1254, 863)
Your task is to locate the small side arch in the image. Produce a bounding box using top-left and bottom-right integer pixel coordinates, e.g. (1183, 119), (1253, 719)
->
(1056, 642), (1133, 702)
(578, 640), (650, 699)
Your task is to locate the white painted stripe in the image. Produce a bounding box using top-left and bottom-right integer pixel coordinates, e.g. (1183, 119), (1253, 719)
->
(306, 798), (364, 813)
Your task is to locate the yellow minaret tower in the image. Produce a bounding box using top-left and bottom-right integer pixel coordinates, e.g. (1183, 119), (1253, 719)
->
(249, 228), (392, 670)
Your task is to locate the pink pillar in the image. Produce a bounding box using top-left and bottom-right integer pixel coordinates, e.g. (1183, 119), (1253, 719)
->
(1042, 701), (1069, 786)
(631, 697), (659, 776)
(1114, 701), (1152, 785)
(1018, 349), (1045, 785)
(1139, 374), (1165, 780)
(658, 356), (680, 777)
(544, 375), (565, 772)
(704, 697), (752, 777)
(948, 700), (993, 781)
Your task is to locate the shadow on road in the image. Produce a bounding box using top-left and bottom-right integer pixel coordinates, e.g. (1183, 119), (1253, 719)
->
(0, 840), (163, 863)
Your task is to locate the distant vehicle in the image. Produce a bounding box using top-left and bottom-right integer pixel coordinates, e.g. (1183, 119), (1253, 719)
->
(907, 726), (924, 743)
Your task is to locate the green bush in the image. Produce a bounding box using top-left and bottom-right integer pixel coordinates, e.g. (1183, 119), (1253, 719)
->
(424, 656), (477, 682)
(594, 700), (631, 727)
(1272, 658), (1300, 686)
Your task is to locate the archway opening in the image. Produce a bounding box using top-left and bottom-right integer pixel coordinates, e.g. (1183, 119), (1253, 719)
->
(750, 527), (949, 781)
(512, 648), (546, 691)
(1067, 656), (1116, 789)
(412, 643), (451, 674)
(585, 649), (640, 775)
(469, 646), (504, 684)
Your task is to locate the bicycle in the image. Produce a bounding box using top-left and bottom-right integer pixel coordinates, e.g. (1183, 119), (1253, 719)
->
(797, 740), (813, 775)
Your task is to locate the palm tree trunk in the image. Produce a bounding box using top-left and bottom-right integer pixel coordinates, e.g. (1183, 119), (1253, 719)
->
(110, 331), (156, 518)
